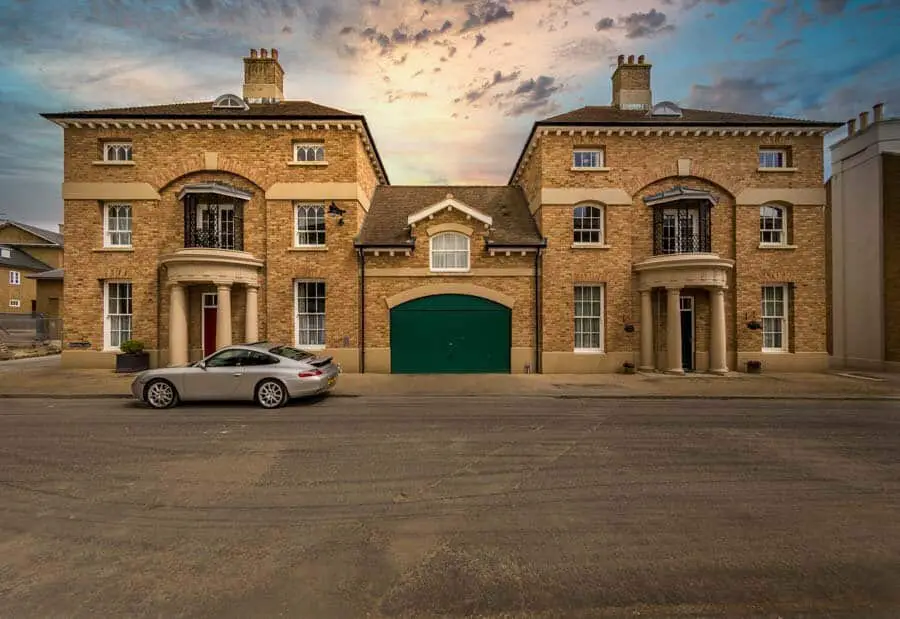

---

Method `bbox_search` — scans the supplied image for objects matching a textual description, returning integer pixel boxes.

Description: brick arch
[628,164,739,200]
[152,153,267,192]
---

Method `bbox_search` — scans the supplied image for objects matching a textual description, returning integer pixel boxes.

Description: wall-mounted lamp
[327,201,346,226]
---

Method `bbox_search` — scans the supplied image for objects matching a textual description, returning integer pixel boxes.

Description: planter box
[116,352,149,373]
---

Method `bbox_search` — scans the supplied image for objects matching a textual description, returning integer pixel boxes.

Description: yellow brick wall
[0,266,38,313]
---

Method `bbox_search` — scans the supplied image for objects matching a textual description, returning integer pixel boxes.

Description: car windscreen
[269,345,316,361]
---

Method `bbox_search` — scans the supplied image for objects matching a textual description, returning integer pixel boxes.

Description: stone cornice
[511,124,833,185]
[48,117,388,186]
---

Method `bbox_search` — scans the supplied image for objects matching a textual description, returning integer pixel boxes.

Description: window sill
[92,161,135,166]
[430,269,471,274]
[758,243,798,250]
[574,349,605,355]
[299,344,326,351]
[757,167,798,173]
[761,349,790,354]
[571,167,611,172]
[94,247,134,252]
[289,246,328,252]
[571,243,611,250]
[288,161,328,167]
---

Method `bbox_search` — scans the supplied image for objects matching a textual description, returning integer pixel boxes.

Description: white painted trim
[573,283,605,354]
[429,231,471,273]
[102,280,133,352]
[294,203,327,248]
[407,197,493,227]
[103,203,133,249]
[294,279,327,349]
[761,284,790,353]
[201,292,218,357]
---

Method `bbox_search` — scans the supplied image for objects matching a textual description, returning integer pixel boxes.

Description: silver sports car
[131,342,341,409]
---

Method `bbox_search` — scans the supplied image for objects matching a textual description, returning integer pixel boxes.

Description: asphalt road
[1,396,899,618]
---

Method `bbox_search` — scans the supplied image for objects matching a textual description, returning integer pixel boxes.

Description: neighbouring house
[41,49,839,373]
[0,220,64,315]
[828,103,900,371]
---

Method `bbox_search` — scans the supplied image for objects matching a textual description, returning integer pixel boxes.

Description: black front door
[680,296,694,371]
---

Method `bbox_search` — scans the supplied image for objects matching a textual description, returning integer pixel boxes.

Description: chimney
[847,117,856,136]
[873,102,884,123]
[243,47,285,103]
[859,110,869,131]
[611,53,652,110]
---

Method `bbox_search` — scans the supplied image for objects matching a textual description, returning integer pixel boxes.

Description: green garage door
[390,294,511,374]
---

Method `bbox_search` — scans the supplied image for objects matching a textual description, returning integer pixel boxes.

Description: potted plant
[746,360,762,374]
[622,361,636,375]
[116,339,150,373]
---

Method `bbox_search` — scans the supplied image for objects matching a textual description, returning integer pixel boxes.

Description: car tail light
[298,369,323,378]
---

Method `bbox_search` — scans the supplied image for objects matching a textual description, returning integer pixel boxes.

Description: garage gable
[407,196,493,227]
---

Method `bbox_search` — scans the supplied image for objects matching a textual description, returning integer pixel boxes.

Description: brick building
[42,50,839,373]
[0,220,64,315]
[829,102,899,371]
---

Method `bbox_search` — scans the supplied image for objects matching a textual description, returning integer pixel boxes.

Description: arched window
[573,204,604,244]
[295,204,326,247]
[760,204,786,245]
[430,232,470,272]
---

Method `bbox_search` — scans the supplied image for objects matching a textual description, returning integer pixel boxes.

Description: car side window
[247,351,280,366]
[206,349,251,367]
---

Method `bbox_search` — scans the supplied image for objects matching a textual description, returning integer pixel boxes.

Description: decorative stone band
[45,117,387,185]
[384,283,516,309]
[512,124,835,184]
[265,182,371,210]
[734,187,826,206]
[62,182,161,201]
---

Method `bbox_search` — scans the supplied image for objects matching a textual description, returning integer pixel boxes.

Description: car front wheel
[255,379,288,409]
[144,379,179,409]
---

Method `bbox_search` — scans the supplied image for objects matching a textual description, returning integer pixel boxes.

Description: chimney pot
[859,110,869,131]
[271,48,279,60]
[638,54,645,64]
[260,48,268,58]
[847,118,856,135]
[874,102,885,123]
[627,54,635,64]
[617,54,625,66]
[250,48,258,58]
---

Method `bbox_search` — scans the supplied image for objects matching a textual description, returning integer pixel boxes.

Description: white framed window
[0,248,10,258]
[573,204,604,244]
[104,203,132,247]
[661,208,700,254]
[430,232,470,272]
[295,281,326,348]
[294,143,325,163]
[759,148,788,168]
[761,284,789,352]
[574,285,604,352]
[196,202,236,250]
[9,270,20,285]
[104,281,133,350]
[760,204,786,245]
[295,204,326,247]
[573,148,605,169]
[103,142,133,162]
[9,299,20,308]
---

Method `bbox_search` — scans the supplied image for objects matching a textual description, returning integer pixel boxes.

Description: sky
[1,0,899,231]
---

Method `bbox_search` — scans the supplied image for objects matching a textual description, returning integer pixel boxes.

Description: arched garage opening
[390,294,511,374]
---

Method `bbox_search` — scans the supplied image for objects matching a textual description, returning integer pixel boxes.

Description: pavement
[1,396,899,618]
[2,355,900,399]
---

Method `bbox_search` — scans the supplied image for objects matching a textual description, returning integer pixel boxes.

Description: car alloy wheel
[256,379,287,409]
[145,379,178,409]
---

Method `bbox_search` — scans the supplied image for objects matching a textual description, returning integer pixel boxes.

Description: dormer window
[103,141,132,162]
[649,101,682,117]
[212,93,250,110]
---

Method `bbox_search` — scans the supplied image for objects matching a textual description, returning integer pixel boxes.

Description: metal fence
[0,313,62,347]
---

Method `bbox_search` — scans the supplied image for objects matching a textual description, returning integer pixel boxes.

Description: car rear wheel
[145,379,179,409]
[255,379,288,409]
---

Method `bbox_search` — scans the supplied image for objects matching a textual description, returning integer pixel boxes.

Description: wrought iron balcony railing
[652,205,712,256]
[183,196,244,251]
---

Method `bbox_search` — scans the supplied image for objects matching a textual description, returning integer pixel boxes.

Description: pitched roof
[27,267,64,280]
[0,245,53,272]
[357,186,543,247]
[40,100,358,120]
[0,220,63,246]
[539,106,844,127]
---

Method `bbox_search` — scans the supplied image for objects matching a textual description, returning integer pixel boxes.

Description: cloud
[595,17,615,30]
[685,76,789,115]
[816,0,848,13]
[457,70,521,104]
[386,89,429,102]
[505,75,562,116]
[776,37,801,50]
[620,9,674,38]
[460,0,516,32]
[474,33,486,47]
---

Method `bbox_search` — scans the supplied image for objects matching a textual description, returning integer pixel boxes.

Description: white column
[709,288,728,375]
[245,285,259,343]
[216,283,232,350]
[168,283,188,366]
[639,289,654,371]
[666,287,684,375]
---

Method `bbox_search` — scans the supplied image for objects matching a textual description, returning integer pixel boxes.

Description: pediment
[407,195,493,227]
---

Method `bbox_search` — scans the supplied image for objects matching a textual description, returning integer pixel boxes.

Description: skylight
[212,94,250,110]
[649,101,683,117]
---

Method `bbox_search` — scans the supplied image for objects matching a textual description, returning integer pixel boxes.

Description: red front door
[202,293,218,356]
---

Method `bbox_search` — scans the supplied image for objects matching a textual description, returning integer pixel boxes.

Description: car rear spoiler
[309,356,333,368]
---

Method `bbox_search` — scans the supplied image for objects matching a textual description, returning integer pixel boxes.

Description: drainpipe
[534,247,543,374]
[156,264,163,368]
[357,247,366,373]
